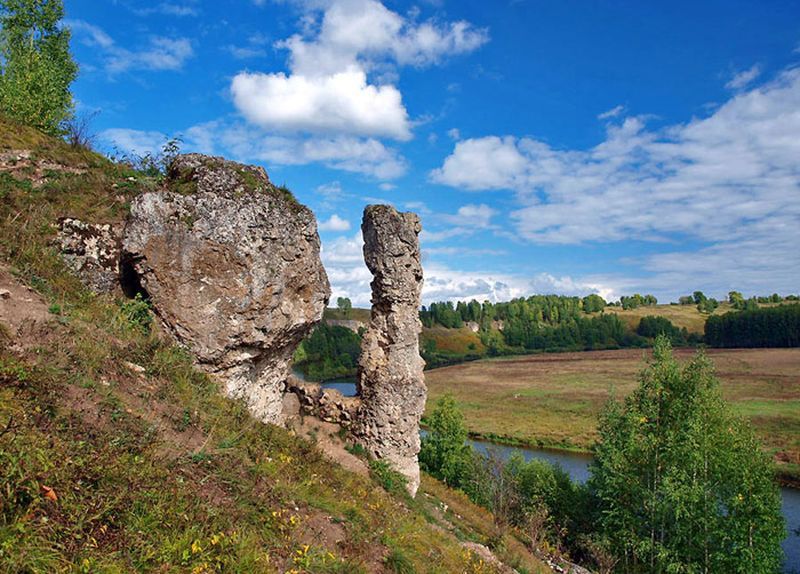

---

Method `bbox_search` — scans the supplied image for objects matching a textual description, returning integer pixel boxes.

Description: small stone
[0,289,10,300]
[123,361,146,374]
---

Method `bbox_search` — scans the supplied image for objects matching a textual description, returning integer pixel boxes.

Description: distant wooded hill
[295,295,800,379]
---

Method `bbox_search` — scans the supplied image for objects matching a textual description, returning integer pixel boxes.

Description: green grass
[0,115,549,573]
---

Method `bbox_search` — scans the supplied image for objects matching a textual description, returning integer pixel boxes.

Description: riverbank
[465,436,800,574]
[461,428,800,489]
[425,347,800,484]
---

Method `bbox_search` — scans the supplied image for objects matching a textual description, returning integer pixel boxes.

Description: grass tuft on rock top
[0,114,549,573]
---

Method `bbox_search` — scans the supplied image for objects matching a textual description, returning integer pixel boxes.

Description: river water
[316,379,799,572]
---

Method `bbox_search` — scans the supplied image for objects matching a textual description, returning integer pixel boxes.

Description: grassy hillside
[425,348,800,483]
[0,116,549,573]
[599,302,732,334]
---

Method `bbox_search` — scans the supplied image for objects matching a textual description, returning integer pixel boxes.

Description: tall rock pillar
[354,205,426,496]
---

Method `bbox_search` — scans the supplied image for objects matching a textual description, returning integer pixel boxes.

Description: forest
[292,323,362,380]
[705,304,800,348]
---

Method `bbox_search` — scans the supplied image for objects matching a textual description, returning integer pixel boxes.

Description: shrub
[369,459,408,497]
[589,336,785,573]
[120,293,152,333]
[419,395,472,488]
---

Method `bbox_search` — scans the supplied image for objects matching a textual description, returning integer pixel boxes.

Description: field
[598,302,732,334]
[425,348,800,479]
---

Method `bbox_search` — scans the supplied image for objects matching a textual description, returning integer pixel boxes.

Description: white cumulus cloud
[230,0,486,140]
[318,214,352,231]
[231,68,411,140]
[431,68,800,298]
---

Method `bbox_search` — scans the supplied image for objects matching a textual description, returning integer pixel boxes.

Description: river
[316,378,800,572]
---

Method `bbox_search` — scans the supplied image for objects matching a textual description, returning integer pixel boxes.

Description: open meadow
[425,348,800,480]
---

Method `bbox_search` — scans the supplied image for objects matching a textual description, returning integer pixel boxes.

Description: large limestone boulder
[353,205,426,496]
[121,154,330,423]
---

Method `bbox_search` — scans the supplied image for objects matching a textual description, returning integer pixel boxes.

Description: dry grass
[422,326,486,356]
[597,302,733,334]
[425,348,800,478]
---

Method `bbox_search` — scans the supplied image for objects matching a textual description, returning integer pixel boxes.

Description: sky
[64,0,800,306]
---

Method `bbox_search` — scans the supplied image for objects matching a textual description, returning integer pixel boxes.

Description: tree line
[292,323,362,381]
[705,304,800,348]
[298,297,798,380]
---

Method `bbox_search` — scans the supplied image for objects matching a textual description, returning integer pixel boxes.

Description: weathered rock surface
[286,377,360,426]
[353,204,425,496]
[57,218,121,292]
[121,154,330,424]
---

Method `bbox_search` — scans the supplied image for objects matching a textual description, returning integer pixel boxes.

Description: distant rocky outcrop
[57,218,121,293]
[353,205,426,496]
[121,154,330,424]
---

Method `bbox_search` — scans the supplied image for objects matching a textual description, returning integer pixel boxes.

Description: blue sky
[64,0,800,306]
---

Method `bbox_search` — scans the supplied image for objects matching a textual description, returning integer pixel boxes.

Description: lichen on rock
[121,154,330,424]
[57,218,121,293]
[353,204,426,496]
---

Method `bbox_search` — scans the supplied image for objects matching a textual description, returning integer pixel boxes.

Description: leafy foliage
[369,459,408,498]
[420,395,473,487]
[582,293,606,313]
[293,323,361,381]
[0,0,77,134]
[589,336,785,573]
[422,296,647,354]
[618,294,657,310]
[119,292,152,334]
[336,296,352,318]
[636,315,699,347]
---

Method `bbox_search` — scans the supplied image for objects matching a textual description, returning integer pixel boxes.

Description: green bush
[120,293,152,333]
[419,395,472,488]
[369,459,408,497]
[589,336,785,573]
